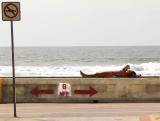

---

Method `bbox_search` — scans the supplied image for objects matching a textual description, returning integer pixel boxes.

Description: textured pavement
[0,103,160,121]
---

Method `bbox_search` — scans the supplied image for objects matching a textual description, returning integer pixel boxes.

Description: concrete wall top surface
[1,77,160,85]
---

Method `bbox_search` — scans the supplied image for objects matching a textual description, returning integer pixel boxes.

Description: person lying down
[80,65,141,78]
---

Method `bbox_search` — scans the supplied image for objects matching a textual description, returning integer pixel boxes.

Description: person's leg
[80,71,96,78]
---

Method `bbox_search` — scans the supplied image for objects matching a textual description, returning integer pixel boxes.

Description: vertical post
[10,20,17,118]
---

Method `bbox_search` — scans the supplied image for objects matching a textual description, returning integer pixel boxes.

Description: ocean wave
[0,62,160,77]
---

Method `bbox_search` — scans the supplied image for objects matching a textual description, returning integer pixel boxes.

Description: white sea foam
[0,62,160,77]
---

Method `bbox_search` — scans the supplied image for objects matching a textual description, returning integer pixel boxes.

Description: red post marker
[31,88,54,96]
[74,87,97,97]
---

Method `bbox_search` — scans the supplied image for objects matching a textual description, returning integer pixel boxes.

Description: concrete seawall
[1,77,160,103]
[0,78,2,102]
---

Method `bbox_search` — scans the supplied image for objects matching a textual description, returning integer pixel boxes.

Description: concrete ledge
[0,78,2,103]
[1,77,160,103]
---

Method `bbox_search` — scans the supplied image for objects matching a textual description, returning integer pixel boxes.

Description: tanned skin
[80,65,140,78]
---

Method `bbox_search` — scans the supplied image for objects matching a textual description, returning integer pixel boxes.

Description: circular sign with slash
[4,3,19,18]
[2,2,21,21]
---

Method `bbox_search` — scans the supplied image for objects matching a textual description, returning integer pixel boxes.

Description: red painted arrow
[31,88,54,96]
[74,87,97,96]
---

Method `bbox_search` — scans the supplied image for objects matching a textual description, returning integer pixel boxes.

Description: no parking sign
[2,2,21,21]
[1,1,21,117]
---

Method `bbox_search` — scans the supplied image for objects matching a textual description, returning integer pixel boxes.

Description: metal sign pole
[2,2,20,118]
[10,20,17,118]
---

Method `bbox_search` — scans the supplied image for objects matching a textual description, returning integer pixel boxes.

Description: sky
[0,0,160,46]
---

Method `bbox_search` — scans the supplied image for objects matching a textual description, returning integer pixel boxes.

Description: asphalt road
[0,103,160,121]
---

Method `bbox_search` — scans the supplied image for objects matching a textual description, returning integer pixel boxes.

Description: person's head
[127,70,137,77]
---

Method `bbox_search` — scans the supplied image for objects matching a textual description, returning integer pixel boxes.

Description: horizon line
[0,45,160,47]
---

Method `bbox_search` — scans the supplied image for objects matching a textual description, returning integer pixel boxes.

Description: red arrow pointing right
[74,87,97,97]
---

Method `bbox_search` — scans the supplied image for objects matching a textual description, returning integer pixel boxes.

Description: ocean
[0,46,160,77]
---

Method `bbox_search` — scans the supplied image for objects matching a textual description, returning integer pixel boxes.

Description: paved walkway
[0,103,160,121]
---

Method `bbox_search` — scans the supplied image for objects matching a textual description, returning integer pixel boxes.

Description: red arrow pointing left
[31,88,54,96]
